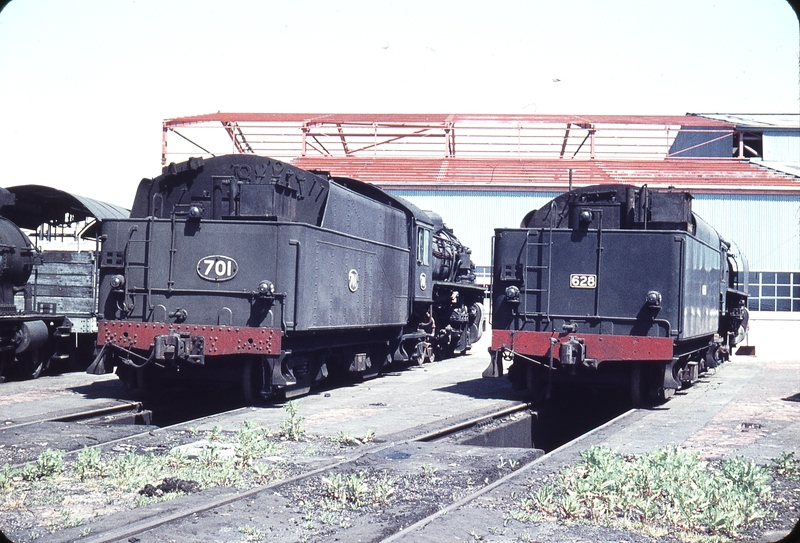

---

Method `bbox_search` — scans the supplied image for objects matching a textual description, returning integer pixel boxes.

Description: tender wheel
[705,344,723,369]
[525,362,549,403]
[630,364,643,407]
[135,363,163,398]
[435,333,457,360]
[412,341,435,365]
[242,357,264,405]
[630,364,666,407]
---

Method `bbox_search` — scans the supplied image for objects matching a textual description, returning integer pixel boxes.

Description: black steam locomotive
[88,155,485,401]
[484,184,749,405]
[0,188,72,381]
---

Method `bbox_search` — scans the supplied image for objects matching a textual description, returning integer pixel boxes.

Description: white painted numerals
[570,273,597,289]
[197,255,238,282]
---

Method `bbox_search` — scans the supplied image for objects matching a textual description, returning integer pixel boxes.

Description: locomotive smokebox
[0,216,36,313]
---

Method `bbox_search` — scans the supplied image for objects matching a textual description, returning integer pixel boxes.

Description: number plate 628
[570,274,597,289]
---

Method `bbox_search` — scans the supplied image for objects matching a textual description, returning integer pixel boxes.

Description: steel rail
[0,401,143,432]
[2,405,253,471]
[378,407,637,543]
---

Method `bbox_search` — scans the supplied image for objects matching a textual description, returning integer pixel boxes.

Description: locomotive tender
[0,188,72,381]
[485,184,749,405]
[89,155,484,401]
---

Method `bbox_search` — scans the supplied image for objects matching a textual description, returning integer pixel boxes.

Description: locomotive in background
[89,155,485,401]
[485,184,749,405]
[0,184,129,382]
[0,187,72,381]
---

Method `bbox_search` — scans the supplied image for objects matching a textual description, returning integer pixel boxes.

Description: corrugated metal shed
[693,113,800,130]
[161,113,735,166]
[387,190,560,267]
[691,194,800,272]
[295,156,800,195]
[3,185,130,231]
[387,190,800,273]
[695,113,800,167]
[161,112,800,313]
[762,132,800,164]
[166,113,734,127]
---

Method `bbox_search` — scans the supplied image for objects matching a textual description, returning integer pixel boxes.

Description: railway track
[1,402,145,432]
[13,402,533,543]
[0,400,251,470]
[0,402,148,468]
[56,402,636,543]
[2,339,635,543]
[380,408,637,543]
[2,380,636,543]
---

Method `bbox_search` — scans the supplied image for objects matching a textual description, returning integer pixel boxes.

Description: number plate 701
[570,274,597,289]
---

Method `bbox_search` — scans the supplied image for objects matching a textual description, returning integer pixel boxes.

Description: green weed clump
[773,451,800,479]
[279,400,306,441]
[321,470,397,509]
[331,429,376,445]
[75,447,105,481]
[509,445,775,542]
[0,421,290,535]
[21,449,64,481]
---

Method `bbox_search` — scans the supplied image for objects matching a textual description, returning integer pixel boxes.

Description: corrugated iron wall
[390,190,800,273]
[389,190,561,267]
[692,194,800,272]
[763,131,800,163]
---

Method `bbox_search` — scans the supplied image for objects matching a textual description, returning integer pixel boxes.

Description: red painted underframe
[491,329,674,363]
[97,321,281,356]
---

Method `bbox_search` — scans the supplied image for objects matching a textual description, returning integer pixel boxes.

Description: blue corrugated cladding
[387,190,560,267]
[389,189,800,273]
[692,194,800,272]
[763,131,800,162]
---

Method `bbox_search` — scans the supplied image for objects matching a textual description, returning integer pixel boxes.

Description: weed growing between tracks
[506,445,799,543]
[264,452,533,543]
[0,401,359,540]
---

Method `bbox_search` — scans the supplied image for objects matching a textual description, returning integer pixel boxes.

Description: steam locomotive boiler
[89,155,484,401]
[485,184,749,405]
[0,188,72,381]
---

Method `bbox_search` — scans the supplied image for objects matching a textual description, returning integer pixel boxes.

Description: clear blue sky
[1,0,797,207]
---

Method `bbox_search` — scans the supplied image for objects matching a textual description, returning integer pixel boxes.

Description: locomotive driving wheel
[468,302,484,343]
[412,341,435,365]
[17,347,48,380]
[733,307,750,345]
